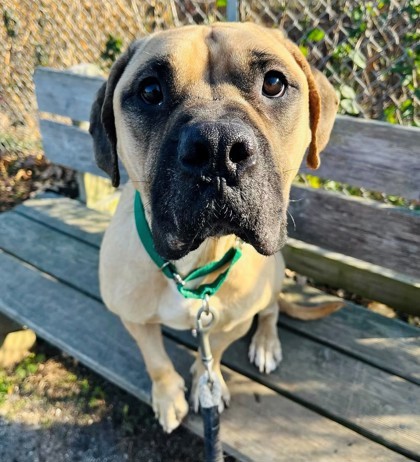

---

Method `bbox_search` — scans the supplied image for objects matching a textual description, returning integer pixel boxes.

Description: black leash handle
[201,405,224,462]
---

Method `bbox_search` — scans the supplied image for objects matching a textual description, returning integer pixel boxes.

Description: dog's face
[90,23,338,260]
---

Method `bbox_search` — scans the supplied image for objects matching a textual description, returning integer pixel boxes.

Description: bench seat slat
[289,184,420,278]
[279,279,420,385]
[35,67,420,199]
[1,251,410,461]
[0,210,100,298]
[1,195,420,458]
[168,327,420,458]
[12,192,109,247]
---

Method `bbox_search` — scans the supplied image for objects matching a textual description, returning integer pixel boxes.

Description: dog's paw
[152,373,189,433]
[249,326,282,374]
[190,361,230,414]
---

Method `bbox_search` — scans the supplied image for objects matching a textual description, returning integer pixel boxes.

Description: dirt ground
[0,339,231,462]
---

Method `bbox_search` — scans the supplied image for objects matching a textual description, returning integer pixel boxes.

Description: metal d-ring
[196,295,217,330]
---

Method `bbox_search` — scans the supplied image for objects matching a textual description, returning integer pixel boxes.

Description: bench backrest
[34,67,420,313]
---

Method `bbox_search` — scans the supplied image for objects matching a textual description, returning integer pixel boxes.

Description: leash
[195,296,224,462]
[134,190,242,462]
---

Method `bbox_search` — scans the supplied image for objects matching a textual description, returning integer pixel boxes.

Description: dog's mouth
[150,182,287,261]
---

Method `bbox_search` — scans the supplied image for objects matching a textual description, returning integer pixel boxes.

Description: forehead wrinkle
[163,52,212,103]
[168,28,211,91]
[205,30,246,99]
[207,24,306,81]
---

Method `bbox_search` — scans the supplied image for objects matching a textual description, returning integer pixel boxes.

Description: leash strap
[197,310,224,462]
[134,190,242,299]
[201,406,224,462]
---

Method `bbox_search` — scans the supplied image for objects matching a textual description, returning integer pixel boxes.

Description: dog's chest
[157,283,204,330]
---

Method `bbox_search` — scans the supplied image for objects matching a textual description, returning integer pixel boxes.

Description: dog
[89,22,339,433]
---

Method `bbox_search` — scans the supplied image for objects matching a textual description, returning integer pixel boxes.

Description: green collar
[134,190,242,299]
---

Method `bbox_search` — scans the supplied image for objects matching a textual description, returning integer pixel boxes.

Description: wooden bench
[0,67,419,461]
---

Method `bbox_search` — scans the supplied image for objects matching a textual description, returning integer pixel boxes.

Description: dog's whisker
[184,226,205,256]
[287,209,296,231]
[282,168,301,174]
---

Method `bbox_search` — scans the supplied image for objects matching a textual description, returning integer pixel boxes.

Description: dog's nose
[178,122,257,179]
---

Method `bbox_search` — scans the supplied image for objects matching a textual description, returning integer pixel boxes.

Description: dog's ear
[309,67,340,167]
[89,47,133,187]
[283,40,339,169]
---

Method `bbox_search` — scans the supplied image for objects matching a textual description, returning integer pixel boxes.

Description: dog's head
[90,23,338,260]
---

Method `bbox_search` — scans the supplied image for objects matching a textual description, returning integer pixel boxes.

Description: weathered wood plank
[13,195,420,381]
[288,184,420,278]
[283,239,420,315]
[39,120,128,183]
[301,116,420,200]
[34,67,104,122]
[35,67,420,199]
[39,119,100,174]
[168,325,420,458]
[14,192,106,247]
[1,251,406,461]
[280,279,420,385]
[0,211,101,299]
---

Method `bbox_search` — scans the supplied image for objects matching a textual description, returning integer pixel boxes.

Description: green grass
[0,371,13,405]
[0,352,45,404]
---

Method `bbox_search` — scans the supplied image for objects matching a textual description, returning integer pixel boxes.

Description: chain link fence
[0,0,226,152]
[240,0,418,125]
[0,0,418,156]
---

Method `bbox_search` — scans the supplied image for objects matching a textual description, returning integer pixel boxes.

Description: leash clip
[196,295,217,382]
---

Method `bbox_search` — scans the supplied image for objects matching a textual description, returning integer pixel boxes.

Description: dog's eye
[262,71,287,98]
[139,78,163,105]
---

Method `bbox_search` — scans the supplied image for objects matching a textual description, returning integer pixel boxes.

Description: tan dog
[90,22,339,433]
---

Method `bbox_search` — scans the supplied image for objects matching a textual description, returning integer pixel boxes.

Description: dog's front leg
[123,321,188,433]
